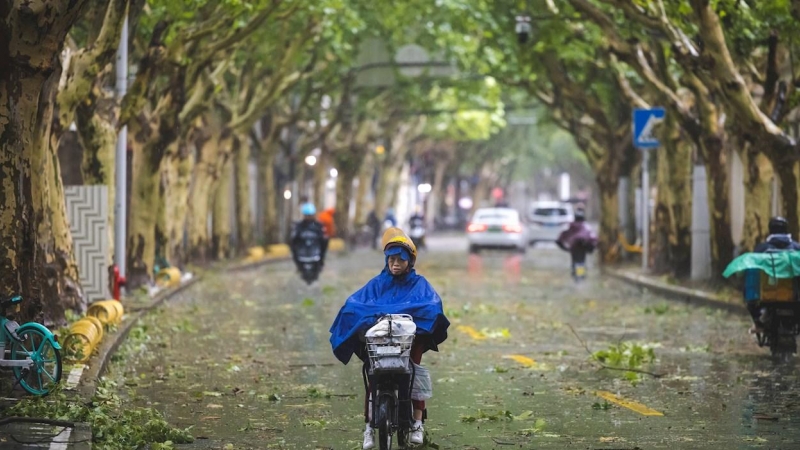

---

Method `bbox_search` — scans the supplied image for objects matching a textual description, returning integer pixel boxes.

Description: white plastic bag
[411,363,432,400]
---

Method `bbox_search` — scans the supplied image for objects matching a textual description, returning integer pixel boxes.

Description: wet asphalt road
[109,234,800,450]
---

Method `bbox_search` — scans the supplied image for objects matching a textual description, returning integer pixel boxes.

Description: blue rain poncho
[330,268,450,365]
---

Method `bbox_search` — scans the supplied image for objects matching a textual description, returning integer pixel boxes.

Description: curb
[75,276,202,397]
[606,269,747,315]
[223,254,293,273]
[77,247,329,394]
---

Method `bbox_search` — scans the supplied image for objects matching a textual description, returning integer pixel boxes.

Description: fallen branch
[594,365,665,378]
[567,324,665,379]
[491,437,517,445]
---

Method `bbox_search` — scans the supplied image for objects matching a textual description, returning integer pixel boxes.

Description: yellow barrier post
[64,319,101,363]
[88,300,123,325]
[329,238,345,252]
[155,267,182,288]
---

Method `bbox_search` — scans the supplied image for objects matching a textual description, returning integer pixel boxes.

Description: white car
[527,201,574,245]
[466,207,527,253]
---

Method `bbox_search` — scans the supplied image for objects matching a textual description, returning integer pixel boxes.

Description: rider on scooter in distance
[743,216,800,333]
[289,203,328,273]
[556,208,597,280]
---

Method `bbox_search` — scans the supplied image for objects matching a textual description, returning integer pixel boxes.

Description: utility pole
[641,149,650,271]
[632,107,665,272]
[114,16,129,282]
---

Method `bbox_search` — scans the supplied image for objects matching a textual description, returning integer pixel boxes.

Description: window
[533,208,568,217]
[474,209,518,222]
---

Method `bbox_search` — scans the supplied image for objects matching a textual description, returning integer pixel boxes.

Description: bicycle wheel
[377,396,394,450]
[10,326,63,395]
[397,425,409,447]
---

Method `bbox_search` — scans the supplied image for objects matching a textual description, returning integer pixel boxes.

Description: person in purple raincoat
[556,209,597,278]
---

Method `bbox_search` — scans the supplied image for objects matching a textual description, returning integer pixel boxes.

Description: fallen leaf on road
[503,355,535,367]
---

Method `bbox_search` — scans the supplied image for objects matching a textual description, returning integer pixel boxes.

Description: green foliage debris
[592,342,657,384]
[8,381,193,449]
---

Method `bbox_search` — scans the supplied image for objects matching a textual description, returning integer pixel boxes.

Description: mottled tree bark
[32,124,84,322]
[186,118,233,263]
[335,162,359,245]
[427,157,450,230]
[702,136,734,276]
[127,116,168,287]
[469,162,492,217]
[257,139,280,245]
[1,0,89,322]
[775,160,800,238]
[122,23,179,288]
[353,151,375,227]
[596,178,620,265]
[373,121,421,216]
[160,142,192,268]
[653,115,693,277]
[126,90,182,287]
[333,141,369,244]
[233,134,253,252]
[738,145,773,252]
[212,157,233,259]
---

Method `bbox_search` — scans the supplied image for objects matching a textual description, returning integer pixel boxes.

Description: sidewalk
[0,241,331,448]
[606,266,747,314]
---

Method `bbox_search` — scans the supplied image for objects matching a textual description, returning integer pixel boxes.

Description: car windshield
[533,208,568,216]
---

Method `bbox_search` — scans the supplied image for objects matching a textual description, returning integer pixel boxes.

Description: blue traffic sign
[633,107,666,149]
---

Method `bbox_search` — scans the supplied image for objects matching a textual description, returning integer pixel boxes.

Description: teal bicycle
[1,295,63,395]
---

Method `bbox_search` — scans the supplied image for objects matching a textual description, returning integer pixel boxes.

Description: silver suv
[527,201,574,246]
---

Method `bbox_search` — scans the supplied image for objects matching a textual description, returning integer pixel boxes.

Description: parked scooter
[408,217,426,250]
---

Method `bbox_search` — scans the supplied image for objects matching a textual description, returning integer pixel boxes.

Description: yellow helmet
[381,227,418,267]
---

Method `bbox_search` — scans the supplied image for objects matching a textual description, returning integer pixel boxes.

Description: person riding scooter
[743,216,800,333]
[556,209,598,280]
[329,227,450,449]
[408,209,426,250]
[290,203,328,274]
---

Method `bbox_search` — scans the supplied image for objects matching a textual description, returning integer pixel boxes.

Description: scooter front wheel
[377,396,394,450]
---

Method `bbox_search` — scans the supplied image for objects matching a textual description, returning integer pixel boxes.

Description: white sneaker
[363,425,375,450]
[410,422,424,444]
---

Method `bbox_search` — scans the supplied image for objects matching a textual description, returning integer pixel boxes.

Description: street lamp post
[113,15,129,298]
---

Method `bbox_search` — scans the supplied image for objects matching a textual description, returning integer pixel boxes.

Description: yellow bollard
[329,238,345,252]
[88,300,122,325]
[64,320,100,363]
[155,267,182,288]
[81,316,105,344]
[266,244,291,258]
[106,300,124,322]
[243,246,266,262]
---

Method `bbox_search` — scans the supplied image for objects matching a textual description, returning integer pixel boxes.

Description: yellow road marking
[595,391,663,416]
[456,325,486,340]
[503,354,536,367]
